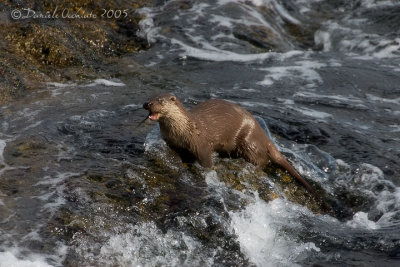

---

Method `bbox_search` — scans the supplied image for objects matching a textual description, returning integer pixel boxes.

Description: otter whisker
[135,116,149,129]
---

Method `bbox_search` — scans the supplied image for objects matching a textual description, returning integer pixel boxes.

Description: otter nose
[143,101,152,110]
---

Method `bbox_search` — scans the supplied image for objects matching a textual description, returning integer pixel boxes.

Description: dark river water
[1,0,400,266]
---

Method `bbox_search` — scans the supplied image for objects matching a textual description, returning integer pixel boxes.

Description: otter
[143,93,323,203]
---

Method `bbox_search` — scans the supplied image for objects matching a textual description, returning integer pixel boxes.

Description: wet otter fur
[143,93,325,205]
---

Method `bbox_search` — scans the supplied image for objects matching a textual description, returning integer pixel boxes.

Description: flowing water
[1,0,400,266]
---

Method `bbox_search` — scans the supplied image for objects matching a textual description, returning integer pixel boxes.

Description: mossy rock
[6,138,46,159]
[213,157,326,213]
[0,0,151,104]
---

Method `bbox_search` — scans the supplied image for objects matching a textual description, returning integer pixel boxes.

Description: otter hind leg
[236,126,269,167]
[196,147,213,168]
[235,137,267,167]
[242,146,268,167]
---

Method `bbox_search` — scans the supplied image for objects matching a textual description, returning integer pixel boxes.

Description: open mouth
[148,112,160,121]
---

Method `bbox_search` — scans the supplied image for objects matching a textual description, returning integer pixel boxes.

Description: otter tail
[270,147,331,211]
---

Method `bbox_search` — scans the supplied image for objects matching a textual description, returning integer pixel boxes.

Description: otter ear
[170,95,176,101]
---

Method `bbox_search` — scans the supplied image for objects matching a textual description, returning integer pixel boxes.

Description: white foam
[209,15,233,28]
[317,18,400,59]
[15,108,41,122]
[371,39,400,59]
[0,250,53,267]
[144,124,164,152]
[350,38,400,59]
[239,3,281,35]
[46,82,78,97]
[46,82,77,88]
[374,187,400,226]
[346,212,379,230]
[389,125,400,132]
[336,159,351,169]
[0,243,67,267]
[328,58,342,67]
[35,172,79,186]
[84,79,125,87]
[272,1,301,25]
[314,30,332,51]
[121,104,139,110]
[188,2,210,21]
[0,139,13,176]
[239,101,274,109]
[204,170,225,187]
[22,121,43,132]
[239,88,259,93]
[139,0,303,56]
[366,94,400,105]
[172,38,268,62]
[337,162,400,228]
[295,106,332,119]
[276,98,295,105]
[74,222,213,266]
[0,199,4,206]
[210,32,235,42]
[34,172,79,215]
[0,139,6,165]
[1,121,8,132]
[172,38,303,62]
[137,7,160,43]
[258,60,326,87]
[239,0,301,26]
[230,197,320,267]
[210,3,280,36]
[355,163,386,186]
[360,0,400,8]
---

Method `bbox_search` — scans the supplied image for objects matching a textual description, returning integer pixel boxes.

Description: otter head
[143,93,183,121]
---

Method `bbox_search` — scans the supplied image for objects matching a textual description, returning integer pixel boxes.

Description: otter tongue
[149,113,158,121]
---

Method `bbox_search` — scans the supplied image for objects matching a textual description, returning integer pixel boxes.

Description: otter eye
[170,96,176,101]
[158,98,164,104]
